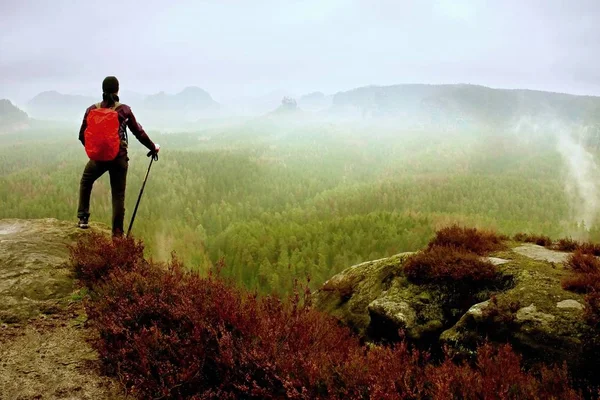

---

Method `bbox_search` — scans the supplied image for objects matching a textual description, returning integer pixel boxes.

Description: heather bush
[561,252,600,381]
[85,255,364,399]
[513,232,553,247]
[561,274,600,294]
[426,343,579,400]
[404,246,497,286]
[585,292,600,329]
[556,237,580,252]
[576,242,600,256]
[566,250,600,274]
[70,234,582,399]
[561,250,600,294]
[69,231,145,285]
[428,225,506,255]
[550,238,600,255]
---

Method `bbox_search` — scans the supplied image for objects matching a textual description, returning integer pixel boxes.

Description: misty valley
[1,111,596,294]
[3,82,600,398]
[4,0,600,396]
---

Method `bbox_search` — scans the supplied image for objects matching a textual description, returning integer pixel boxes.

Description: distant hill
[26,91,95,121]
[23,84,600,131]
[139,86,220,125]
[330,84,600,130]
[298,91,333,111]
[25,87,220,127]
[0,99,29,133]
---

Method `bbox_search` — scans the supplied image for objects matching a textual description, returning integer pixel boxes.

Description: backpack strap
[95,101,121,110]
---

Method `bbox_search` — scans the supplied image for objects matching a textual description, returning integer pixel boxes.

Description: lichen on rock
[313,242,598,382]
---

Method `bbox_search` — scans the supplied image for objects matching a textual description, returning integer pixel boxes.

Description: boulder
[312,254,411,336]
[313,246,598,379]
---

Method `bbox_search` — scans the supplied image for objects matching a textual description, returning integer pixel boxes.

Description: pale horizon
[2,0,600,104]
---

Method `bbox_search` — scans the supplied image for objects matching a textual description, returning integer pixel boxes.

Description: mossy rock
[441,250,596,379]
[312,253,412,336]
[314,244,599,381]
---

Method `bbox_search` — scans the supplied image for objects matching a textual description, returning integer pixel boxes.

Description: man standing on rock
[77,76,159,236]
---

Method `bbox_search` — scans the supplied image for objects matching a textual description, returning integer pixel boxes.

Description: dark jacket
[79,101,155,157]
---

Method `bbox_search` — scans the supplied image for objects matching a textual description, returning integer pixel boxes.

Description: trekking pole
[127,145,159,237]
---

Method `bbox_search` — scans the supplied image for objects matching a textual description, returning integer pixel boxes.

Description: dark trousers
[77,155,128,235]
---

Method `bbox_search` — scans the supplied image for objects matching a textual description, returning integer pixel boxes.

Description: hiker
[77,76,159,236]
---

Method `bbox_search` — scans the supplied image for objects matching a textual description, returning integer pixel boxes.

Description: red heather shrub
[565,250,600,274]
[428,225,506,255]
[533,235,553,247]
[69,231,145,285]
[70,235,581,399]
[426,343,579,400]
[561,274,600,294]
[404,246,497,286]
[562,250,600,294]
[576,242,600,256]
[585,292,600,329]
[556,238,580,252]
[315,341,429,399]
[513,233,553,247]
[85,256,365,399]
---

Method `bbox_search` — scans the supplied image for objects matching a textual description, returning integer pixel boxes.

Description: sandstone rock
[314,244,596,378]
[513,244,570,264]
[557,299,584,310]
[440,254,593,375]
[313,251,486,342]
[0,218,107,323]
[486,257,510,265]
[312,253,412,336]
[516,303,556,325]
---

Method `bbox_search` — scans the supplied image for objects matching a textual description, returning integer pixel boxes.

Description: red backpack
[84,102,121,161]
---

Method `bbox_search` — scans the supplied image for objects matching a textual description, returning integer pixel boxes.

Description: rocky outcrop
[0,218,123,399]
[313,244,598,377]
[0,218,106,323]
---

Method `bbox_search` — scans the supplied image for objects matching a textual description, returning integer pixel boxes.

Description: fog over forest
[2,0,600,281]
[3,1,600,398]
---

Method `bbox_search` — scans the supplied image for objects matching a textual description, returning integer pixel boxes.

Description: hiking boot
[78,217,89,229]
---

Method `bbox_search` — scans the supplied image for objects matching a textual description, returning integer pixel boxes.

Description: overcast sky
[1,0,599,104]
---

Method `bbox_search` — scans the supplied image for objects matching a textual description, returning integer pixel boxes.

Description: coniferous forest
[0,120,592,294]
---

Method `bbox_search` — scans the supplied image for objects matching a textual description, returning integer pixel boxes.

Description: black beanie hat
[102,76,119,94]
